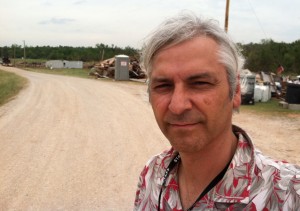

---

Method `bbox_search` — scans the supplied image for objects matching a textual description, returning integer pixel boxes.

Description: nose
[168,85,192,115]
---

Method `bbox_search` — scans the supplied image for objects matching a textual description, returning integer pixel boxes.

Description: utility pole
[101,49,105,61]
[23,40,26,59]
[224,0,230,32]
[13,45,16,66]
[23,40,26,67]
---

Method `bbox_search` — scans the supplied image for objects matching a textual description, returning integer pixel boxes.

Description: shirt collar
[212,125,255,204]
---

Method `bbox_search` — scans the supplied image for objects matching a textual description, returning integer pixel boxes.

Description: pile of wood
[89,57,146,79]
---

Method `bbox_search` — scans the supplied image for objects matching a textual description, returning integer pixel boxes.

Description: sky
[1,0,300,49]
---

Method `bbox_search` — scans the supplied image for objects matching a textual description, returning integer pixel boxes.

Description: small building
[114,55,129,81]
[45,60,83,69]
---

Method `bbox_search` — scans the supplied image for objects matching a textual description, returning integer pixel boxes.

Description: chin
[167,135,205,153]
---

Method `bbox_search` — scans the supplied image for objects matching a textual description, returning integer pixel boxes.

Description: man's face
[149,36,241,153]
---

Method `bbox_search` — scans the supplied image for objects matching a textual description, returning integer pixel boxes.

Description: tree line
[240,39,300,75]
[1,40,300,75]
[0,43,138,62]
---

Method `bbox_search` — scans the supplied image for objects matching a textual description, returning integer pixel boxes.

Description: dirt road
[0,66,299,210]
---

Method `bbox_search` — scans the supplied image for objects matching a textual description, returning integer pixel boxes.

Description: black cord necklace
[157,153,230,211]
[157,153,180,211]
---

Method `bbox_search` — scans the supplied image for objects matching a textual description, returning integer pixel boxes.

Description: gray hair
[141,12,244,99]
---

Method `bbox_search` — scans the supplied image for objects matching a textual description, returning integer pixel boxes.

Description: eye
[188,80,214,91]
[151,83,173,93]
[191,81,211,86]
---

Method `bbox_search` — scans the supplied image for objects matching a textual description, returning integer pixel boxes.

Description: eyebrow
[151,77,172,84]
[150,72,218,84]
[186,72,216,81]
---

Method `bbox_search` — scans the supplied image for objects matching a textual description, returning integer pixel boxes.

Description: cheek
[201,91,231,110]
[150,99,169,133]
[203,97,212,106]
[200,91,218,107]
[150,95,169,117]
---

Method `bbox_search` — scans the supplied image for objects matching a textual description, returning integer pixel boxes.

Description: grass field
[0,69,28,106]
[24,67,92,79]
[9,58,93,78]
[240,98,300,115]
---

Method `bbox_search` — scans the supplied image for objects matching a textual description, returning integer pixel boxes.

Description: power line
[247,0,269,39]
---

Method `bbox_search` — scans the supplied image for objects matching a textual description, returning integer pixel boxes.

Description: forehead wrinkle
[151,71,219,84]
[187,72,218,82]
[187,72,213,79]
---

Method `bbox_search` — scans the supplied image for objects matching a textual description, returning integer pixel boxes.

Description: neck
[178,132,238,210]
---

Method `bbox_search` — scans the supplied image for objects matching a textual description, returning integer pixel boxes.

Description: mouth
[164,113,204,129]
[168,122,199,127]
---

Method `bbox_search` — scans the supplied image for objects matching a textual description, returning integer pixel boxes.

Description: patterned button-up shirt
[134,125,300,210]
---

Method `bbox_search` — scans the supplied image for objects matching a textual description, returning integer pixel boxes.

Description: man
[134,13,300,210]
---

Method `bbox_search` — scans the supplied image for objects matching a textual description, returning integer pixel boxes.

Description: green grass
[240,98,300,116]
[14,58,47,63]
[10,58,93,79]
[0,70,28,106]
[24,68,91,79]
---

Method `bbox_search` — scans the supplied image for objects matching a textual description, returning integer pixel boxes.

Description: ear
[233,78,241,109]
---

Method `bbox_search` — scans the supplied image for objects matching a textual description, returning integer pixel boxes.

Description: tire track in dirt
[0,67,169,210]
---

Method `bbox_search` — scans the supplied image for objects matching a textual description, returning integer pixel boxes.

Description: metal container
[285,83,300,104]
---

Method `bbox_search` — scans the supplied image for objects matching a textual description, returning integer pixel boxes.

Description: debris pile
[242,70,300,110]
[89,57,146,79]
[1,57,12,66]
[240,70,286,104]
[240,69,256,105]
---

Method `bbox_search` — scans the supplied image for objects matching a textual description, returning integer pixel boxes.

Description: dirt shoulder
[233,111,300,164]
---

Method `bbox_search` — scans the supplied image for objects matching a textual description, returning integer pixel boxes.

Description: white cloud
[73,0,87,5]
[1,0,300,48]
[39,18,76,25]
